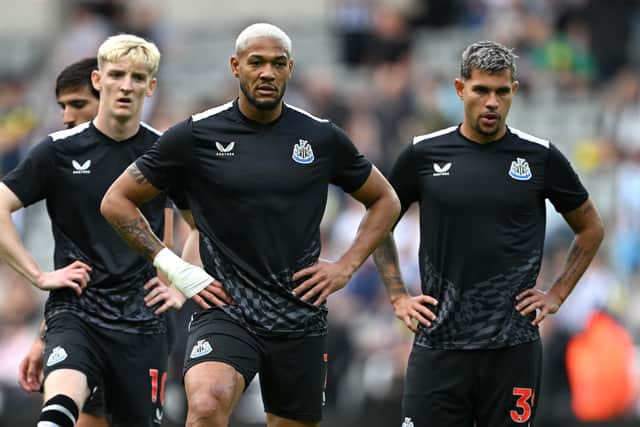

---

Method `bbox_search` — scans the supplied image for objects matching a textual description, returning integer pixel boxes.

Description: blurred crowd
[1,0,640,426]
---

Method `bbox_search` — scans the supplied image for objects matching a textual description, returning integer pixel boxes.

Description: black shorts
[49,313,176,420]
[402,340,542,427]
[184,308,328,422]
[82,384,105,417]
[43,314,169,427]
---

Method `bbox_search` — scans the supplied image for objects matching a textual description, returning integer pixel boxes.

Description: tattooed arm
[101,163,164,260]
[552,198,605,299]
[373,232,438,333]
[516,197,605,325]
[101,163,231,308]
[373,233,407,301]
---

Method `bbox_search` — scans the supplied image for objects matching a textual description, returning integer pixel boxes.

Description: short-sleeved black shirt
[3,122,167,334]
[136,100,372,337]
[390,126,588,349]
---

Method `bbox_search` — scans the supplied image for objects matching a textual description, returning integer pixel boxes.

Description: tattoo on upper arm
[113,217,161,258]
[127,164,148,185]
[373,236,406,297]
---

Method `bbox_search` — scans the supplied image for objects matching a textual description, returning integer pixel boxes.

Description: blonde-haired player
[0,34,198,427]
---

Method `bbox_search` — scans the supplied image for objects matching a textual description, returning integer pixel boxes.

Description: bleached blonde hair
[97,34,161,76]
[235,23,292,57]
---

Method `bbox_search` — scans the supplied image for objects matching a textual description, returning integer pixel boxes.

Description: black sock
[37,394,79,427]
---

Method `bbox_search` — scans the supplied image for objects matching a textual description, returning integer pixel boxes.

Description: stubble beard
[240,81,286,111]
[474,117,501,138]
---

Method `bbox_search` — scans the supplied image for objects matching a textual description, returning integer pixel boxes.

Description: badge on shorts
[46,346,68,366]
[402,417,414,427]
[190,339,213,358]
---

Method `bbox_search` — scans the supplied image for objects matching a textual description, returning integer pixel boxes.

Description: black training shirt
[3,122,167,334]
[390,125,588,349]
[136,100,372,337]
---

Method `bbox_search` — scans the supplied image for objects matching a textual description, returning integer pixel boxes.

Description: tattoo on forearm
[373,236,406,298]
[127,164,148,185]
[560,244,589,281]
[555,242,593,300]
[113,217,162,259]
[553,199,602,300]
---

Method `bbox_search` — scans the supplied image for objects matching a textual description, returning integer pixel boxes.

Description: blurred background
[0,0,639,426]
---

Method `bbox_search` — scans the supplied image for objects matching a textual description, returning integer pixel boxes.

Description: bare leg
[184,361,245,427]
[266,413,320,427]
[43,368,90,410]
[76,413,109,427]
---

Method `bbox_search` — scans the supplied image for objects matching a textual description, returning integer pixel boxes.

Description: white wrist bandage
[153,248,212,298]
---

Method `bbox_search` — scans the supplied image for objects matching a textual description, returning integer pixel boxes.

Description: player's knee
[37,394,80,427]
[267,417,319,427]
[188,383,235,420]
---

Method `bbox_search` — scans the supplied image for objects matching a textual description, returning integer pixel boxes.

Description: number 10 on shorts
[149,369,167,405]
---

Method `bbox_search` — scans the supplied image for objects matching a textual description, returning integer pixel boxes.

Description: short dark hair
[460,41,517,81]
[55,57,99,99]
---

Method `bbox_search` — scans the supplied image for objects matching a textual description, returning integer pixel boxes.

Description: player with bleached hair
[102,22,400,427]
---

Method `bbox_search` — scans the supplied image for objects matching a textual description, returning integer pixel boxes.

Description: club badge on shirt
[508,158,532,181]
[292,139,315,164]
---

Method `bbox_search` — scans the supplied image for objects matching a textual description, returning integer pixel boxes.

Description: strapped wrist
[153,248,212,298]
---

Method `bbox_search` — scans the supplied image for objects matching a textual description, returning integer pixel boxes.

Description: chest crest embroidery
[292,139,315,164]
[508,157,532,181]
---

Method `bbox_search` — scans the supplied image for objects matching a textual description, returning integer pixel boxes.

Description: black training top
[136,100,372,337]
[390,125,588,349]
[3,122,167,334]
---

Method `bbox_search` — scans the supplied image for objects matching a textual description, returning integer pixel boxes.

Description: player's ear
[146,78,157,97]
[230,56,240,78]
[454,78,464,99]
[91,69,102,92]
[511,80,520,95]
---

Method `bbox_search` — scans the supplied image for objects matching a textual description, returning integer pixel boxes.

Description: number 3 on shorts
[510,387,534,423]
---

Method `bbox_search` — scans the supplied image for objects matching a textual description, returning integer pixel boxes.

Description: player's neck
[238,97,283,124]
[92,112,141,141]
[459,122,507,145]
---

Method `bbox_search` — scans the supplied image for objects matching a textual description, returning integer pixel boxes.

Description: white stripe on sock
[41,403,77,424]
